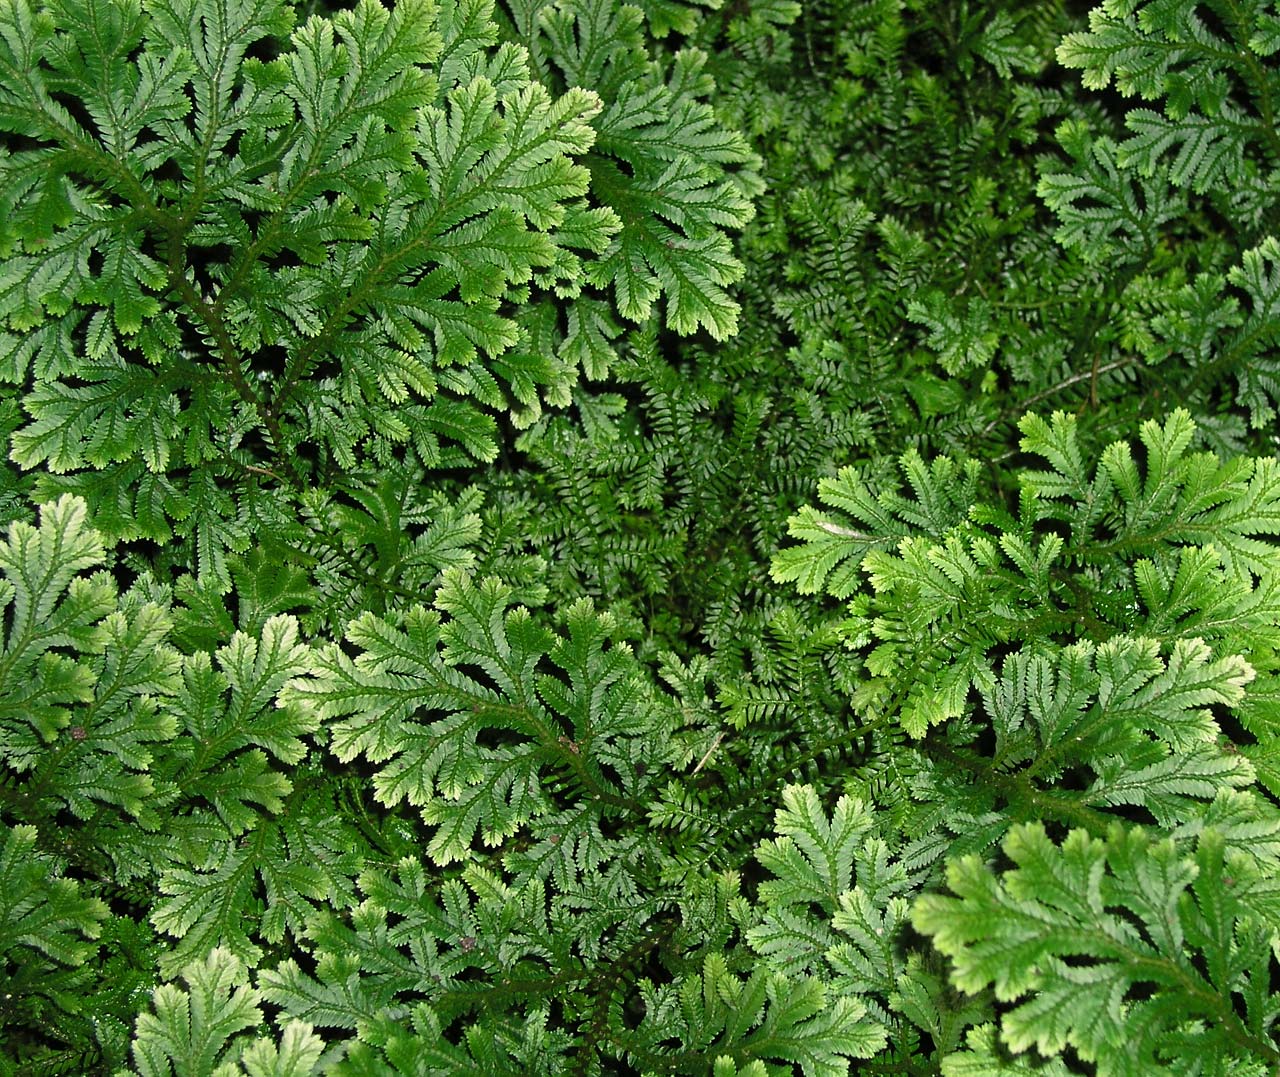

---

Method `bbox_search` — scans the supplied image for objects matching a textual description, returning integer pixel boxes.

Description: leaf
[283,570,676,865]
[942,1024,1075,1075]
[754,785,875,911]
[10,364,186,474]
[771,452,979,597]
[1118,106,1249,194]
[36,602,182,823]
[634,954,888,1075]
[914,823,1280,1075]
[239,1020,326,1077]
[745,784,915,1021]
[1056,1,1224,101]
[975,11,1043,78]
[0,823,108,967]
[539,0,759,338]
[905,291,1001,375]
[329,1003,573,1076]
[983,637,1256,828]
[0,495,110,757]
[125,948,324,1077]
[1222,238,1280,428]
[1037,120,1181,263]
[260,852,561,1044]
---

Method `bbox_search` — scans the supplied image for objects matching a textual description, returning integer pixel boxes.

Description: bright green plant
[914,823,1280,1075]
[0,0,756,586]
[3,0,1280,1074]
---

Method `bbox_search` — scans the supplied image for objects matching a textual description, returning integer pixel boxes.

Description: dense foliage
[2,0,1280,1073]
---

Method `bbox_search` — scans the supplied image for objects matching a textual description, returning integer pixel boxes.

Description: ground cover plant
[2,0,1280,1073]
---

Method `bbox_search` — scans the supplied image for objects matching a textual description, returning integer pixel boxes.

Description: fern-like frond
[914,823,1280,1075]
[283,569,677,865]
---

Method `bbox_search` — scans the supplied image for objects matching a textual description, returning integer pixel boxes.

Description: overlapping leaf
[746,785,916,1038]
[629,953,888,1076]
[770,451,980,598]
[537,0,760,339]
[915,824,1280,1075]
[1057,0,1280,202]
[151,782,363,978]
[0,0,643,495]
[124,948,325,1077]
[283,569,676,866]
[777,410,1280,737]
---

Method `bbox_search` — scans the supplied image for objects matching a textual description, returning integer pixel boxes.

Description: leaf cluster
[3,0,1280,1074]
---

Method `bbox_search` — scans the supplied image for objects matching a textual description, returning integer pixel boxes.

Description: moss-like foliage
[2,0,1280,1073]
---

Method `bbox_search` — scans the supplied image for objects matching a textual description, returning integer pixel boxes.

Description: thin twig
[815,519,874,540]
[692,731,726,775]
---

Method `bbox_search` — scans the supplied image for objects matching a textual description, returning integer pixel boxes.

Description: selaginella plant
[3,0,1280,1074]
[0,0,757,602]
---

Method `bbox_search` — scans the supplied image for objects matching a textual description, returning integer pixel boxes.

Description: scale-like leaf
[284,570,677,865]
[915,824,1280,1075]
